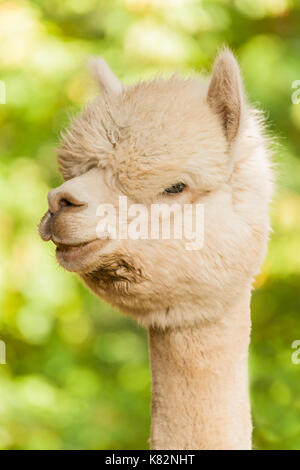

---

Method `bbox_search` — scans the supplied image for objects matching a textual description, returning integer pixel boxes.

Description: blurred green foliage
[0,0,300,450]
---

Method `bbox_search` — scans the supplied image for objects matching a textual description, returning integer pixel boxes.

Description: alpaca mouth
[54,239,104,254]
[54,238,107,271]
[55,241,92,252]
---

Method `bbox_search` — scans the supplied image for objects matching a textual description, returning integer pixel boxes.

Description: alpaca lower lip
[55,239,102,254]
[55,241,91,252]
[55,239,106,266]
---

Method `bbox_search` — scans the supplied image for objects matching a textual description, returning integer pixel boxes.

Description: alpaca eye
[164,182,186,194]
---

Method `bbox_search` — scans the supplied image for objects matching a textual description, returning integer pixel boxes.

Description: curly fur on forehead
[57,75,230,196]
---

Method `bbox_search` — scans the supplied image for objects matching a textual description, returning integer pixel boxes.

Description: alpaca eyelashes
[163,182,186,194]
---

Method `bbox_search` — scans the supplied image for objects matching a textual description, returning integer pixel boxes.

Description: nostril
[59,197,73,208]
[48,190,85,215]
[57,194,85,212]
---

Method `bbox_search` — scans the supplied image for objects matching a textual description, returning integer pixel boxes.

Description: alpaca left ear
[207,49,244,142]
[89,57,122,95]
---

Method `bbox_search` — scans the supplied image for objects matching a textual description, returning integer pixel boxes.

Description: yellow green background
[1,0,300,450]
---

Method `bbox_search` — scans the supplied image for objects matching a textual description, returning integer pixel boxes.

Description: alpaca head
[39,50,272,329]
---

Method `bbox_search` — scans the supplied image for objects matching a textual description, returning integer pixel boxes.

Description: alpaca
[39,50,273,450]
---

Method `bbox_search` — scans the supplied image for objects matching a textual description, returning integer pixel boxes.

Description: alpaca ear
[89,57,122,95]
[207,49,244,142]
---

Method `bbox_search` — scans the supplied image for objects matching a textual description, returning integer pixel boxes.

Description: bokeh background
[0,0,300,450]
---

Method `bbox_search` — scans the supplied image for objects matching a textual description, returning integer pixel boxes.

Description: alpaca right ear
[207,49,244,142]
[89,57,122,95]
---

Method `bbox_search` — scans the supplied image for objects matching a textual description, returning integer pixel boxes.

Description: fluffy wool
[39,49,273,449]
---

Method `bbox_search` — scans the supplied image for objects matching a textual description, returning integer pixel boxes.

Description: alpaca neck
[148,292,252,450]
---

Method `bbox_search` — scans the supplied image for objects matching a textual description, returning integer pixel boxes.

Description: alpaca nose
[48,189,85,215]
